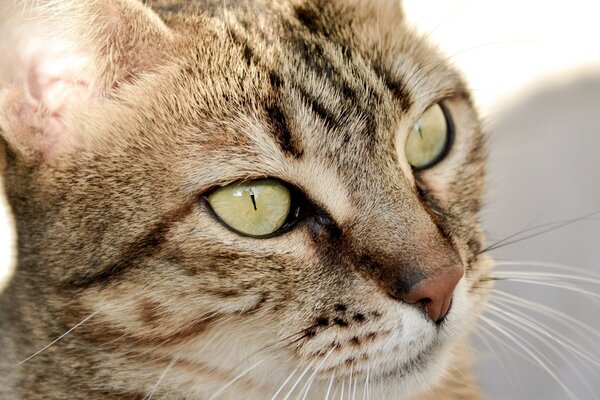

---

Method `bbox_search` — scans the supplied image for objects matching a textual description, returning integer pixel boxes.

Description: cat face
[0,0,491,398]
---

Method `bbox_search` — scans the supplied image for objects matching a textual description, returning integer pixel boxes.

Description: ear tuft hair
[319,0,404,24]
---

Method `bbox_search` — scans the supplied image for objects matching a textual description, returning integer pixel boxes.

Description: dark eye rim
[201,178,310,239]
[410,101,455,171]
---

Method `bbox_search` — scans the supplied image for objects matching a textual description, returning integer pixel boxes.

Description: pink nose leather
[400,264,463,322]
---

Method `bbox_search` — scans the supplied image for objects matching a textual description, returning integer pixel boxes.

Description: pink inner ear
[24,37,92,116]
[10,37,94,156]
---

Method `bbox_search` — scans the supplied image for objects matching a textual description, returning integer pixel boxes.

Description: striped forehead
[217,3,465,170]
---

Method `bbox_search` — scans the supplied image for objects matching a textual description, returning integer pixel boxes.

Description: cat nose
[399,264,463,322]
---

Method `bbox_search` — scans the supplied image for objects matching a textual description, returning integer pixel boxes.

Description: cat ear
[345,0,404,19]
[0,0,173,161]
[324,0,404,23]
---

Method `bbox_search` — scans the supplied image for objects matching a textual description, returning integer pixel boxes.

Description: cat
[0,0,492,398]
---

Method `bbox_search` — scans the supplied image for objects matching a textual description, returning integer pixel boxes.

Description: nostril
[417,297,433,312]
[397,264,463,322]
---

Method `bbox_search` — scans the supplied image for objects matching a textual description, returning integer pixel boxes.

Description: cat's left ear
[306,0,404,23]
[346,0,404,20]
[0,0,173,161]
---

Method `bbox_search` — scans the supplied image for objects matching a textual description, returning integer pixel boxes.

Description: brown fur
[0,0,491,398]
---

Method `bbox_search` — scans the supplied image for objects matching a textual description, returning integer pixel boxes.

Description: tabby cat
[0,0,491,398]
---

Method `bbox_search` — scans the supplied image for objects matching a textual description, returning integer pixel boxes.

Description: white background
[2,1,600,398]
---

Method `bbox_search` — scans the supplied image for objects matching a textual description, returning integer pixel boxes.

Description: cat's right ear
[0,0,173,162]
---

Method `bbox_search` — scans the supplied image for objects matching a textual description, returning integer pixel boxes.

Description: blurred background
[1,0,599,398]
[403,1,600,399]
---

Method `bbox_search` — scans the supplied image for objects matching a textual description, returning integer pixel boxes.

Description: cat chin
[369,345,455,400]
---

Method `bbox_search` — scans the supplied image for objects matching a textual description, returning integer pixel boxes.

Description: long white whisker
[348,361,353,400]
[487,303,598,396]
[299,349,335,400]
[351,363,358,400]
[365,362,370,400]
[491,278,600,300]
[281,359,317,400]
[476,319,538,370]
[490,290,600,347]
[145,356,178,400]
[471,326,518,386]
[488,303,600,370]
[330,379,340,400]
[271,367,300,400]
[493,271,600,285]
[208,357,269,400]
[339,377,345,400]
[324,373,335,400]
[13,309,100,368]
[494,260,600,279]
[480,315,576,399]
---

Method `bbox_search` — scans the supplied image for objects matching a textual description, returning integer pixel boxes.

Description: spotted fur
[0,0,491,398]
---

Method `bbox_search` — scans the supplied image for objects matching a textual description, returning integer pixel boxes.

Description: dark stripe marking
[227,28,259,67]
[68,201,196,288]
[293,2,330,37]
[372,62,412,112]
[264,100,304,158]
[296,85,339,132]
[288,35,361,106]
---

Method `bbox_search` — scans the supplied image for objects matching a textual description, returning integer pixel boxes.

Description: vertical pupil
[248,188,258,211]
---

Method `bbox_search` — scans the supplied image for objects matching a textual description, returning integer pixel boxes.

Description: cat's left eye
[206,180,294,237]
[405,103,452,169]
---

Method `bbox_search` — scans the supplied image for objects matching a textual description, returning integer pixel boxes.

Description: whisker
[11,309,100,368]
[487,303,598,396]
[281,359,317,400]
[476,321,572,396]
[330,379,340,400]
[490,278,600,300]
[365,361,370,400]
[207,357,270,400]
[480,315,576,399]
[471,326,518,386]
[339,377,345,400]
[144,356,178,400]
[252,323,324,357]
[351,361,358,400]
[476,320,534,370]
[492,271,600,285]
[481,211,600,254]
[487,303,600,371]
[490,290,600,347]
[324,373,335,400]
[298,349,335,400]
[223,322,334,383]
[348,360,353,400]
[270,367,300,400]
[494,260,600,279]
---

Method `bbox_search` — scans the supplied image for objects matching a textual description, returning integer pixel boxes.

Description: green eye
[207,180,292,237]
[405,103,451,169]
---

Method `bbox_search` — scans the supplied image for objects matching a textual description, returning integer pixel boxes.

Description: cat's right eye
[206,180,294,237]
